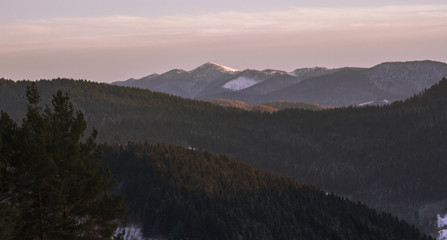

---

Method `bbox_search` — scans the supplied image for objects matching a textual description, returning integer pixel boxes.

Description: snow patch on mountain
[222,77,259,91]
[215,64,239,72]
[205,62,239,72]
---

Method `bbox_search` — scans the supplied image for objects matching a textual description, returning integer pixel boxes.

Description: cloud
[1,4,447,53]
[1,4,447,82]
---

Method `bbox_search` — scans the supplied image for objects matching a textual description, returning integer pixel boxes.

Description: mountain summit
[113,60,447,107]
[194,62,240,73]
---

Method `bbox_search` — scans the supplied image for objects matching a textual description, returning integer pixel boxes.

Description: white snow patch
[209,62,239,72]
[358,101,374,106]
[438,214,447,229]
[222,77,259,91]
[288,72,297,76]
[115,225,153,240]
[383,99,390,104]
[438,230,447,240]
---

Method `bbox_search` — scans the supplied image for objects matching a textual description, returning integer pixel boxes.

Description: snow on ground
[124,226,144,240]
[439,214,447,228]
[438,230,447,240]
[438,214,447,240]
[115,225,151,240]
[223,77,259,91]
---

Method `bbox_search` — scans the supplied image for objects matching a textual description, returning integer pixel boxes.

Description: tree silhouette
[0,83,126,240]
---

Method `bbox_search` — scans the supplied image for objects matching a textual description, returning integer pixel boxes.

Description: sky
[1,0,447,83]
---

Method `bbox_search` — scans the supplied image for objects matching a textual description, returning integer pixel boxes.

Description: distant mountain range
[113,60,447,107]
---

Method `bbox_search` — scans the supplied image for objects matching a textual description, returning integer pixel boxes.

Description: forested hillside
[101,142,432,240]
[1,78,446,234]
[209,99,327,112]
[0,84,126,239]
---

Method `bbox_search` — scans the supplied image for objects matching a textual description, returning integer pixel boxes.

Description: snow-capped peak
[197,62,240,73]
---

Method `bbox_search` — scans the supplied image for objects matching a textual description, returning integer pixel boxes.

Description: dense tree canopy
[0,83,126,240]
[102,142,433,240]
[1,78,447,234]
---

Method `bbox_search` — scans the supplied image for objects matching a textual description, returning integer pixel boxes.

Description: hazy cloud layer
[1,4,447,82]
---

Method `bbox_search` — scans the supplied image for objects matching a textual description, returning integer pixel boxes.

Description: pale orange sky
[1,1,447,82]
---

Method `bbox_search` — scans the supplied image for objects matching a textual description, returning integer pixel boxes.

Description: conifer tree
[0,112,21,240]
[0,83,126,240]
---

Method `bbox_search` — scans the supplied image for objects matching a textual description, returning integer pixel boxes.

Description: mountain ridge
[114,60,447,107]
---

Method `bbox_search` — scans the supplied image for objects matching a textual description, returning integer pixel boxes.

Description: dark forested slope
[102,142,432,240]
[1,78,447,234]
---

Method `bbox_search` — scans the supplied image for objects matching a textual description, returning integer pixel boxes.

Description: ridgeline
[1,78,447,235]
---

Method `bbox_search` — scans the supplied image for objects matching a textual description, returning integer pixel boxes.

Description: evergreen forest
[0,84,126,239]
[101,142,432,239]
[1,77,447,236]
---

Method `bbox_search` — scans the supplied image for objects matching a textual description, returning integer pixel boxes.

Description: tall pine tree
[0,111,21,240]
[0,83,126,240]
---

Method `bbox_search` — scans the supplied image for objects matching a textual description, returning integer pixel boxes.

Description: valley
[3,0,447,239]
[1,75,447,237]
